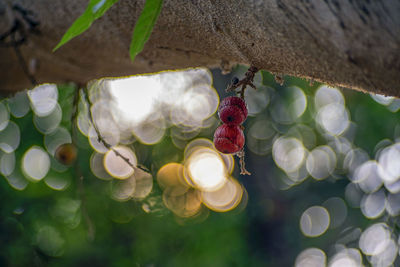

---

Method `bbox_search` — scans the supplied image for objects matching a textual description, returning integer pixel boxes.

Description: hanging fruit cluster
[213,96,248,154]
[212,66,259,175]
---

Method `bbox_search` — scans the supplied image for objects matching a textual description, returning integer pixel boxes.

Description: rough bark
[1,0,399,96]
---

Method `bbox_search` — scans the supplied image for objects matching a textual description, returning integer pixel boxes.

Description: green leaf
[53,0,119,51]
[129,0,163,62]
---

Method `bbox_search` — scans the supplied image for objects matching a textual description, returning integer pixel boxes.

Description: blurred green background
[1,66,399,266]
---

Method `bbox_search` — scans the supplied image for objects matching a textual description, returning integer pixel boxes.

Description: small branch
[226,66,258,99]
[82,87,149,173]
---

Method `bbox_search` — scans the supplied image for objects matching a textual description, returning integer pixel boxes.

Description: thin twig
[226,66,258,100]
[236,149,251,175]
[82,87,149,173]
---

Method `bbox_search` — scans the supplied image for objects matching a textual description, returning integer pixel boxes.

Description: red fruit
[213,124,245,154]
[218,96,248,125]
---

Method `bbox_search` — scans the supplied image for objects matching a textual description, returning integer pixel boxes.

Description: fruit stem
[236,149,251,175]
[226,66,258,99]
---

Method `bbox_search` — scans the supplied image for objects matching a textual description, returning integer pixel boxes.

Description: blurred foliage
[1,66,400,267]
[54,0,164,64]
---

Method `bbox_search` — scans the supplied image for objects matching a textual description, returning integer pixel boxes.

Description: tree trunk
[1,0,399,96]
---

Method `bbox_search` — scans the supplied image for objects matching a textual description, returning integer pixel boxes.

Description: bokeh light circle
[185,147,228,192]
[202,177,243,212]
[295,248,326,267]
[0,121,20,153]
[22,146,51,181]
[0,101,10,131]
[28,84,58,117]
[7,91,30,118]
[104,146,137,179]
[328,248,362,267]
[300,206,330,237]
[131,168,153,200]
[157,162,187,189]
[360,189,386,219]
[306,146,336,180]
[359,223,391,256]
[0,151,15,176]
[33,103,62,134]
[273,137,306,173]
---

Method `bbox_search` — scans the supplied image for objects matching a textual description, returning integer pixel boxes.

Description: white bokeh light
[0,121,20,153]
[185,147,228,192]
[109,75,162,125]
[378,143,400,183]
[360,189,386,219]
[328,248,362,267]
[352,160,383,193]
[0,151,15,176]
[7,91,30,118]
[295,248,326,267]
[306,146,336,180]
[300,206,330,237]
[22,146,50,181]
[202,177,243,212]
[359,223,391,256]
[315,86,344,109]
[270,86,307,124]
[370,94,394,106]
[273,137,306,173]
[316,103,350,136]
[28,84,58,117]
[0,101,9,131]
[101,68,217,146]
[104,146,137,179]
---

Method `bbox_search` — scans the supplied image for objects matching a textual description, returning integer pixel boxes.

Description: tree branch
[82,87,149,173]
[1,0,399,96]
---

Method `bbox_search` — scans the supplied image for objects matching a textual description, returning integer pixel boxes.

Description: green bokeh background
[1,67,399,266]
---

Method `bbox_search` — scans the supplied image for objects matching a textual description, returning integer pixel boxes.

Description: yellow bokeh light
[202,177,243,212]
[185,147,228,192]
[157,162,188,189]
[184,138,234,174]
[162,186,202,218]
